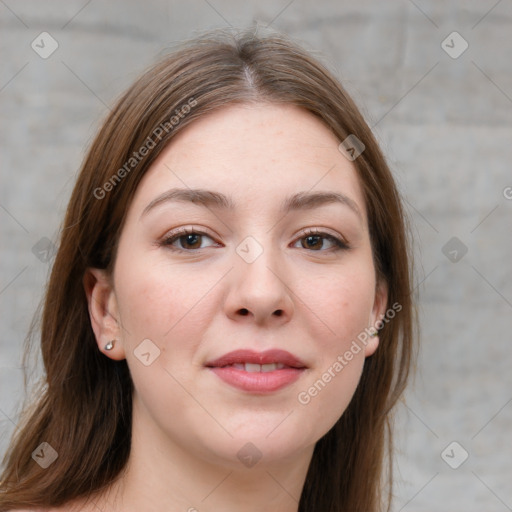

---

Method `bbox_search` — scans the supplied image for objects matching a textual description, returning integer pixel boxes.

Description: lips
[205,349,307,370]
[205,349,307,393]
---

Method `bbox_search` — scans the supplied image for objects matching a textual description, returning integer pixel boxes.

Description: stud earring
[370,330,379,337]
[104,340,115,351]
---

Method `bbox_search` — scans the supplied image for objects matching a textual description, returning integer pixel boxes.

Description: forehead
[130,103,367,221]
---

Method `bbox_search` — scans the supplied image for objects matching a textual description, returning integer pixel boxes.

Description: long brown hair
[0,28,415,511]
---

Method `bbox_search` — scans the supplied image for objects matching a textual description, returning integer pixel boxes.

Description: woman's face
[91,103,387,469]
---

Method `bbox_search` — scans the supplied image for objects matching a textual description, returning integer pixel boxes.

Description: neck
[92,397,315,512]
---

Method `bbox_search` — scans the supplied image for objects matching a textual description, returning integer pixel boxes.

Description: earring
[370,330,379,337]
[104,339,115,351]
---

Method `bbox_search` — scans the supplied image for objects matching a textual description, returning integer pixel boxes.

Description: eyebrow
[141,187,362,221]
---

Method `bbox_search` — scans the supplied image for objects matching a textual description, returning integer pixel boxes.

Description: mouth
[205,349,308,393]
[218,362,288,372]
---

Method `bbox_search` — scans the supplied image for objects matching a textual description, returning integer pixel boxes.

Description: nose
[223,241,294,326]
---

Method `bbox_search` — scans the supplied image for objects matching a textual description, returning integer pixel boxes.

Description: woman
[0,29,415,512]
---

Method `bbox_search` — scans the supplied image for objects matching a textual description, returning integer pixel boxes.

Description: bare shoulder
[8,504,96,512]
[8,509,57,512]
[7,508,61,512]
[8,508,56,512]
[6,489,110,511]
[8,509,47,512]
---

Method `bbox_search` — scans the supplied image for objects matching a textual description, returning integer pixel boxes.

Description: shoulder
[8,509,51,512]
[9,508,62,512]
[6,493,106,511]
[8,507,84,512]
[8,509,44,512]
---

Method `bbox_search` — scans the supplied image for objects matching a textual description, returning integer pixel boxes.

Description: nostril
[237,308,283,316]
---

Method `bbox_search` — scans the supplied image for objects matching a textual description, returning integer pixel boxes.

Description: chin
[196,420,315,468]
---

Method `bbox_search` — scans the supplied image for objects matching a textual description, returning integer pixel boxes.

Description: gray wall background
[1,1,511,510]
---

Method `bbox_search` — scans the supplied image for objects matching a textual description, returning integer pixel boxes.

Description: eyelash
[159,227,349,253]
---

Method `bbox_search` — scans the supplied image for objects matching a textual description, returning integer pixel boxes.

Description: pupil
[305,235,321,250]
[183,234,200,248]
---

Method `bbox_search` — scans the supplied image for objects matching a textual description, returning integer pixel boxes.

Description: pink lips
[205,349,307,393]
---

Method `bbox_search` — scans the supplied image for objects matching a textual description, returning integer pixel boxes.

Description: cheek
[296,354,364,442]
[113,252,227,385]
[114,251,215,340]
[293,263,376,433]
[112,257,217,434]
[296,262,376,351]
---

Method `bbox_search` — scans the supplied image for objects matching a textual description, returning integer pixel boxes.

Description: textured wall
[1,1,511,510]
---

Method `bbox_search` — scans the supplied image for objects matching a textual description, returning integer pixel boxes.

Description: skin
[53,103,387,512]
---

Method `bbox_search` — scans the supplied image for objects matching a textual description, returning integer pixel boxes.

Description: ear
[364,279,389,357]
[83,268,126,361]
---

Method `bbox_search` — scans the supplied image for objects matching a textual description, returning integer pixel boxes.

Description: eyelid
[295,227,348,245]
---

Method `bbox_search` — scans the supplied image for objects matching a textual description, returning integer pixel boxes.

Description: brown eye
[160,229,217,252]
[178,233,202,250]
[294,230,349,252]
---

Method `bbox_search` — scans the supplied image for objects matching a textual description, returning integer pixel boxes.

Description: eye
[159,227,348,253]
[293,229,349,252]
[159,228,219,252]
